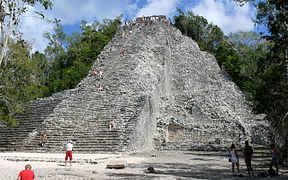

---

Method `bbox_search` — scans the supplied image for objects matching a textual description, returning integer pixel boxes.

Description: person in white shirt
[230,143,240,175]
[99,71,103,79]
[65,140,74,166]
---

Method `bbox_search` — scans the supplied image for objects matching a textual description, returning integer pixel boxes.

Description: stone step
[0,18,268,153]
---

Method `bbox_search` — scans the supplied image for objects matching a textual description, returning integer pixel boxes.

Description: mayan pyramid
[0,16,270,152]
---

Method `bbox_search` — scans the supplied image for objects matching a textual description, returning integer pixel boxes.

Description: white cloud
[125,3,139,20]
[18,0,256,52]
[136,0,179,18]
[19,6,53,52]
[191,0,255,34]
[20,0,132,52]
[47,0,130,25]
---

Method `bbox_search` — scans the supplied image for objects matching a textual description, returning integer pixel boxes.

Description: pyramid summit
[0,15,270,152]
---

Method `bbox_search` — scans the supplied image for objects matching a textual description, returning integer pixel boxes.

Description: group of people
[118,15,171,58]
[122,15,169,28]
[120,15,170,38]
[18,140,74,179]
[229,141,254,176]
[91,70,103,79]
[16,139,284,179]
[91,70,106,91]
[229,141,279,176]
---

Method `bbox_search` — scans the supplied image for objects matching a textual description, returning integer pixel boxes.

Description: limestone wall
[0,16,271,152]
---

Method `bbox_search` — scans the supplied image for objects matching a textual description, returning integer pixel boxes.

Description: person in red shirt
[92,71,97,76]
[18,164,35,180]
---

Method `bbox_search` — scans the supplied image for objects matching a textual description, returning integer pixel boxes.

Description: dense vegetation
[0,0,121,126]
[236,0,288,152]
[246,0,288,151]
[42,18,121,96]
[0,0,287,155]
[0,0,53,126]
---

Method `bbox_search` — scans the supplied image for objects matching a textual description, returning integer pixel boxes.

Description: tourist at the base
[65,140,74,166]
[283,148,288,166]
[18,164,35,180]
[230,143,240,175]
[243,140,254,176]
[270,143,279,174]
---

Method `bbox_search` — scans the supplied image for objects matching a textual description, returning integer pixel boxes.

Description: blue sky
[20,0,258,52]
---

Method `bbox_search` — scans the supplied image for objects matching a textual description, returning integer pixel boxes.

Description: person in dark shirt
[270,144,279,174]
[243,140,254,176]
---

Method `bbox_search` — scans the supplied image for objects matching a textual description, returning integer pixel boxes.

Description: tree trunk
[0,1,15,66]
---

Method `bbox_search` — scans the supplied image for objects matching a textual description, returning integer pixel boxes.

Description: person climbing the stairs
[92,71,97,76]
[120,49,125,57]
[109,120,116,131]
[97,85,103,91]
[65,140,74,166]
[99,70,103,79]
[40,133,47,147]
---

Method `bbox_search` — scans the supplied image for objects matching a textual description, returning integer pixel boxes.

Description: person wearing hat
[18,164,35,180]
[65,140,74,166]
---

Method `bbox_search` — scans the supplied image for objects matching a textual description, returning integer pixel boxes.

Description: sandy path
[1,151,287,179]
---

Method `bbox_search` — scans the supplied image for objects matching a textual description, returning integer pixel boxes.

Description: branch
[282,111,288,125]
[284,21,288,29]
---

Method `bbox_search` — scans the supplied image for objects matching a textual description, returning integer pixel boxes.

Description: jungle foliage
[42,17,121,96]
[0,14,121,126]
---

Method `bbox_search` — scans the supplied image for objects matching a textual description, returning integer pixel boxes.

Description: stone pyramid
[0,16,270,152]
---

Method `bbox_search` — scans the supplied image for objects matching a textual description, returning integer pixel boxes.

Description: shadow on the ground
[57,163,66,166]
[106,161,288,180]
[106,162,234,179]
[183,151,228,157]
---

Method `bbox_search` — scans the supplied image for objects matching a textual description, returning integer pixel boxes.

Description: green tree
[215,39,242,83]
[0,40,44,126]
[43,17,122,96]
[0,0,53,126]
[224,31,270,89]
[234,0,288,150]
[0,0,53,65]
[174,9,224,53]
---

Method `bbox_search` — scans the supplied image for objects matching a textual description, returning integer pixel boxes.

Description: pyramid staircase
[0,22,147,153]
[0,93,67,151]
[0,17,270,153]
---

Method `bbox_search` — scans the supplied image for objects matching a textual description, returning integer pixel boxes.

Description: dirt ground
[1,150,288,180]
